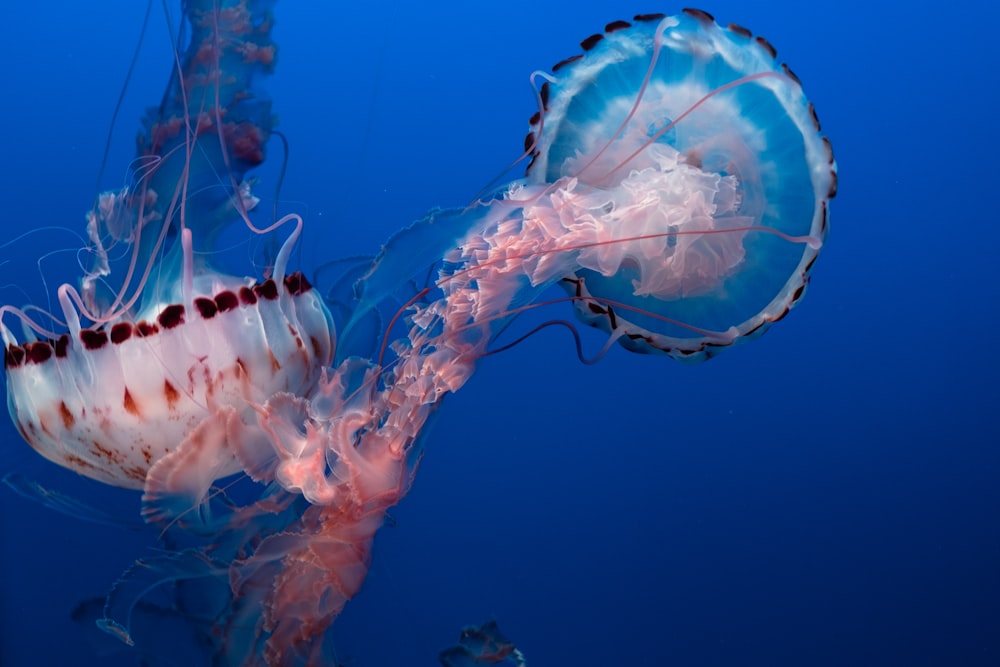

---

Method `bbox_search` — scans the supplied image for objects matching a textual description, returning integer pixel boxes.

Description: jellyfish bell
[518,10,837,362]
[0,229,334,491]
[347,11,835,371]
[0,0,335,508]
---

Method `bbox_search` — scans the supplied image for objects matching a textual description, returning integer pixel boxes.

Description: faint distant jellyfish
[439,620,526,667]
[1,5,834,666]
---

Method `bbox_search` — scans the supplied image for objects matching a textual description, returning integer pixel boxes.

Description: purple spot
[24,341,52,364]
[136,321,159,337]
[5,345,25,368]
[284,271,312,296]
[80,329,108,350]
[158,305,185,330]
[215,291,239,312]
[580,33,603,50]
[195,297,218,318]
[253,279,278,300]
[111,323,133,344]
[239,286,258,305]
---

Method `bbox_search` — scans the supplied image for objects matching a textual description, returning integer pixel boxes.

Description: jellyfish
[2,0,333,496]
[439,620,526,667]
[1,3,834,665]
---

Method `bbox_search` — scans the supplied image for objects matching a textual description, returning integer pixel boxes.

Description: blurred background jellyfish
[439,620,526,667]
[0,3,833,665]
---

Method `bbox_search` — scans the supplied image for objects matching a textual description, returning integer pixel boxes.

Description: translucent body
[1,6,835,665]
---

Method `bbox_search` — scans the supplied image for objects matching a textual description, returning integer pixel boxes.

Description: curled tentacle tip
[96,618,135,646]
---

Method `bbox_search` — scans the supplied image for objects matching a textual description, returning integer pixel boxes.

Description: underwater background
[0,1,997,665]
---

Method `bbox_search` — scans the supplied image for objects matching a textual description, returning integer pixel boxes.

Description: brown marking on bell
[25,341,53,363]
[141,447,152,465]
[124,464,147,482]
[215,290,239,312]
[58,402,74,429]
[605,20,631,33]
[772,307,790,323]
[254,279,279,300]
[4,344,24,368]
[65,454,97,471]
[310,336,323,359]
[587,302,607,315]
[540,82,550,107]
[808,102,821,131]
[80,329,109,350]
[195,297,218,318]
[188,359,210,389]
[552,54,582,72]
[580,33,603,51]
[287,324,304,348]
[633,13,666,22]
[92,439,124,465]
[136,321,160,337]
[804,254,819,274]
[110,322,133,344]
[781,63,801,87]
[607,306,618,330]
[163,380,180,410]
[235,357,248,379]
[728,23,751,38]
[239,285,258,305]
[158,304,186,329]
[269,349,281,372]
[284,271,311,295]
[682,8,715,23]
[528,110,541,126]
[123,388,141,417]
[822,138,838,181]
[524,130,537,153]
[755,35,777,59]
[560,277,584,297]
[54,334,69,358]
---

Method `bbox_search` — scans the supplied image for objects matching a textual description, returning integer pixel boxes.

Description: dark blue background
[1,1,997,665]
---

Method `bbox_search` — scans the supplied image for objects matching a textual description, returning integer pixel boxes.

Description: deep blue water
[0,1,998,665]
